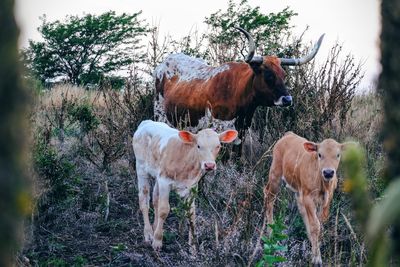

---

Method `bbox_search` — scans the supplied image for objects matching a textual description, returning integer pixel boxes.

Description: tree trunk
[379,0,400,256]
[0,0,31,266]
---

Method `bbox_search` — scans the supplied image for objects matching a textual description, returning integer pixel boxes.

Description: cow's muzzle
[204,162,216,171]
[322,169,335,180]
[274,95,293,107]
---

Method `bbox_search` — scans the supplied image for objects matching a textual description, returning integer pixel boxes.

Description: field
[15,1,393,265]
[19,81,383,266]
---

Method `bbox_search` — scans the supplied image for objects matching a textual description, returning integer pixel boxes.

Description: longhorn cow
[154,27,324,131]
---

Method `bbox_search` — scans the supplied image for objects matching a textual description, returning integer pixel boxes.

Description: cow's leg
[137,166,153,243]
[319,180,337,223]
[264,159,282,227]
[152,180,159,231]
[232,117,246,158]
[297,194,322,267]
[152,179,171,251]
[319,190,333,223]
[188,199,197,253]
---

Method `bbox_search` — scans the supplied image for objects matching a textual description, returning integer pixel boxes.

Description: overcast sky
[15,0,380,89]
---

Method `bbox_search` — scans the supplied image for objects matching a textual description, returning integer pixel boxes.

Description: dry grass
[343,93,382,144]
[39,84,106,109]
[21,80,382,266]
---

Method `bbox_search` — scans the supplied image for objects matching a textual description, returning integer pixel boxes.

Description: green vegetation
[33,137,77,204]
[16,0,397,266]
[68,102,99,135]
[256,218,288,267]
[22,11,148,87]
[205,1,296,60]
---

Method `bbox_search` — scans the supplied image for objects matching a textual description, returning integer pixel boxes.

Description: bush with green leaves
[172,0,297,64]
[68,102,99,135]
[22,11,148,86]
[205,0,296,63]
[33,136,76,204]
[256,217,288,267]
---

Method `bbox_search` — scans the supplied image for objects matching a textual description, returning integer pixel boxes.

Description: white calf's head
[179,128,238,171]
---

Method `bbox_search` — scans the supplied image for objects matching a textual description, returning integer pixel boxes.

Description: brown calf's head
[178,128,238,171]
[304,139,353,181]
[235,27,324,108]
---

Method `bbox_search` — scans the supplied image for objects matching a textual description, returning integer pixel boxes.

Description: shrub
[33,136,76,204]
[68,102,99,135]
[256,217,288,267]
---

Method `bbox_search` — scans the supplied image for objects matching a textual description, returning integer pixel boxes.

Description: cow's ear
[304,141,318,152]
[179,131,196,143]
[219,130,238,143]
[341,141,358,151]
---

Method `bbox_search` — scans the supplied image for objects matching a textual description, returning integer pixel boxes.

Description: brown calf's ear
[219,130,238,143]
[341,141,358,151]
[304,141,318,152]
[179,131,196,144]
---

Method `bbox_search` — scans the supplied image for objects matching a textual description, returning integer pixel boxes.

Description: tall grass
[21,78,383,266]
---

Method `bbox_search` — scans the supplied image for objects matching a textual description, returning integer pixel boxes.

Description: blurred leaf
[367,178,400,242]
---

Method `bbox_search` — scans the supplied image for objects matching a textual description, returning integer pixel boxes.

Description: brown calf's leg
[297,194,322,267]
[264,161,282,227]
[152,179,171,251]
[319,180,337,223]
[137,167,153,243]
[319,191,333,223]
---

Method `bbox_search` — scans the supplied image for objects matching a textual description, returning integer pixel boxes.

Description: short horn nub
[234,26,256,63]
[280,34,325,66]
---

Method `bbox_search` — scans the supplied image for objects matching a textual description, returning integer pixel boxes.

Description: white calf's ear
[179,131,196,143]
[304,141,318,152]
[219,130,238,143]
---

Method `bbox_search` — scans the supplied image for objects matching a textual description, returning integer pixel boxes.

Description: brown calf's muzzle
[322,168,335,180]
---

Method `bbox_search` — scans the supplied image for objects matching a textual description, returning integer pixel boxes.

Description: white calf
[133,120,237,250]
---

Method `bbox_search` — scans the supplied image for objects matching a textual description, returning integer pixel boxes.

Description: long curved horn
[280,34,325,66]
[234,26,256,63]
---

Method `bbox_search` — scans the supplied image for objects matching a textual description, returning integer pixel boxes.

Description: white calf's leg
[188,199,197,252]
[152,181,159,231]
[152,178,171,250]
[137,166,153,243]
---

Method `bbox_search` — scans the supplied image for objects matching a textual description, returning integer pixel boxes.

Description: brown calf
[264,132,351,266]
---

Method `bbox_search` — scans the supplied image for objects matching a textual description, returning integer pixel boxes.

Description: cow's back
[154,54,228,83]
[133,120,178,173]
[273,132,307,161]
[272,132,315,189]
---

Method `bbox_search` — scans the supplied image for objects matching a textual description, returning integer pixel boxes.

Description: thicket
[20,0,388,266]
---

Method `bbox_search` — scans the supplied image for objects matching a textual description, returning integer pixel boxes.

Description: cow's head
[235,27,324,107]
[303,139,354,181]
[178,128,238,171]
